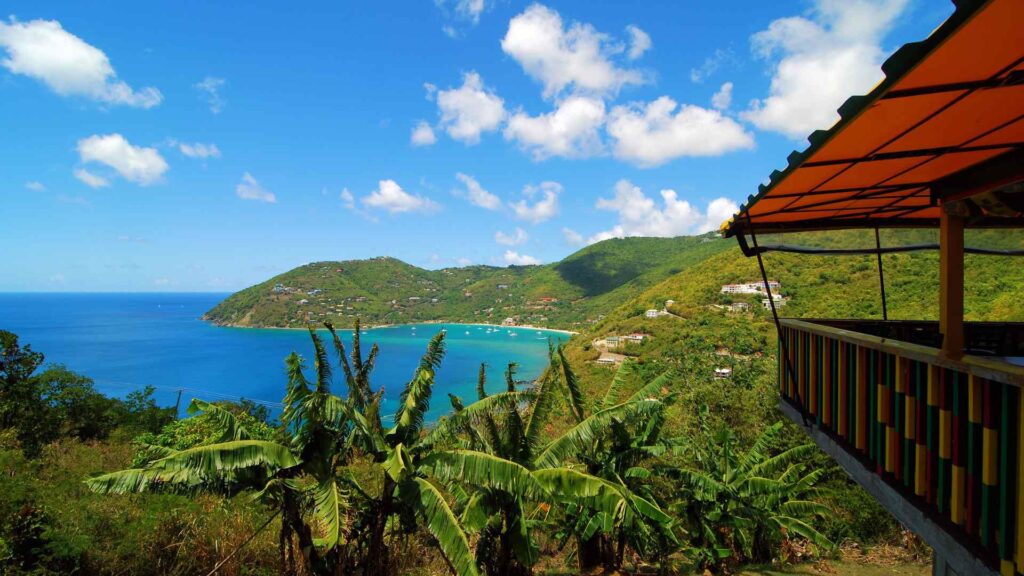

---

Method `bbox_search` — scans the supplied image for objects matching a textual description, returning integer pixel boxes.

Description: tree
[0,331,48,456]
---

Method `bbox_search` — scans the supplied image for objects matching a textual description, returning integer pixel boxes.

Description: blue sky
[1,0,954,291]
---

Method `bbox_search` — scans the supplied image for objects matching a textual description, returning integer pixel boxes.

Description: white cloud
[25,181,45,191]
[504,96,605,160]
[503,250,540,266]
[625,25,651,60]
[495,227,529,246]
[607,96,754,167]
[194,76,225,113]
[690,48,732,83]
[509,181,561,224]
[177,141,221,159]
[434,71,506,144]
[0,17,161,108]
[73,168,109,189]
[362,179,439,214]
[589,180,738,242]
[742,0,910,139]
[410,121,437,146]
[76,134,168,185]
[235,172,276,203]
[454,173,501,210]
[437,0,488,27]
[340,187,355,209]
[456,257,474,266]
[501,4,644,99]
[562,227,585,246]
[711,81,733,110]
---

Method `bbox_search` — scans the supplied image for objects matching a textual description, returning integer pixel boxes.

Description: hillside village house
[721,281,781,295]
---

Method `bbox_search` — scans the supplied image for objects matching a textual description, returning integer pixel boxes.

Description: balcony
[778,318,1024,576]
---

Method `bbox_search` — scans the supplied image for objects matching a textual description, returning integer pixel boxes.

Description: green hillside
[558,232,1024,437]
[202,234,732,329]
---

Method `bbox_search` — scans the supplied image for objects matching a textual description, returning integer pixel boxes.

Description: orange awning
[724,0,1024,237]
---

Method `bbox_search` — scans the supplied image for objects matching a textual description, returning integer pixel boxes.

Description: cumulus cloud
[453,173,501,210]
[589,179,738,242]
[607,96,754,167]
[362,179,439,214]
[25,181,45,191]
[0,17,161,108]
[711,81,733,110]
[501,4,644,99]
[434,71,506,144]
[177,141,221,159]
[495,227,529,246]
[194,76,226,113]
[235,172,276,203]
[76,134,168,185]
[503,250,540,266]
[73,168,109,189]
[504,96,605,160]
[742,0,910,139]
[410,121,437,146]
[625,25,651,60]
[562,227,585,246]
[509,181,561,224]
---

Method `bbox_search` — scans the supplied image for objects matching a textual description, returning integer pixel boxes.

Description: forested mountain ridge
[202,234,732,329]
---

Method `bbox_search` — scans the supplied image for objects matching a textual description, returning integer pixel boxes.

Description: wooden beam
[939,203,965,359]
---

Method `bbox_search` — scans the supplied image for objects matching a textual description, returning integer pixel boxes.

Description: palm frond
[534,399,662,469]
[476,363,488,400]
[392,332,446,442]
[402,477,480,576]
[187,398,251,442]
[307,326,333,393]
[151,440,299,475]
[325,322,359,403]
[557,344,587,422]
[85,467,202,494]
[312,478,346,549]
[625,370,674,404]
[423,449,544,498]
[601,361,635,409]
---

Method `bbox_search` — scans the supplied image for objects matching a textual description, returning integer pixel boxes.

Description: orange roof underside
[730,0,1024,235]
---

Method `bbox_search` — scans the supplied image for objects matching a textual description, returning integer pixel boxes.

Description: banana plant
[429,346,672,576]
[664,418,832,571]
[549,354,682,572]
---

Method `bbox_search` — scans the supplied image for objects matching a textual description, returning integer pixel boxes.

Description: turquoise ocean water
[0,293,567,422]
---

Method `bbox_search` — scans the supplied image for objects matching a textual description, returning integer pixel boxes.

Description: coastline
[208,318,577,336]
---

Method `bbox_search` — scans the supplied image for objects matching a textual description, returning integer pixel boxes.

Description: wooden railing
[778,318,1024,575]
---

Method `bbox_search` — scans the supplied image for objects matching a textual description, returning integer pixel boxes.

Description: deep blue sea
[0,293,567,422]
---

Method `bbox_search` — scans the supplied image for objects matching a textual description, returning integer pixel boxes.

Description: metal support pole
[875,228,888,321]
[747,218,808,425]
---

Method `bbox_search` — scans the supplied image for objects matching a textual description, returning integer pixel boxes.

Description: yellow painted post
[839,342,848,439]
[856,347,868,452]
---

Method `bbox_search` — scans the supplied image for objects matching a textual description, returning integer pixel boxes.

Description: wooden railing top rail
[779,318,1024,387]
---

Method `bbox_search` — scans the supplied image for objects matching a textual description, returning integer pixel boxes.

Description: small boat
[465,331,470,335]
[509,332,517,337]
